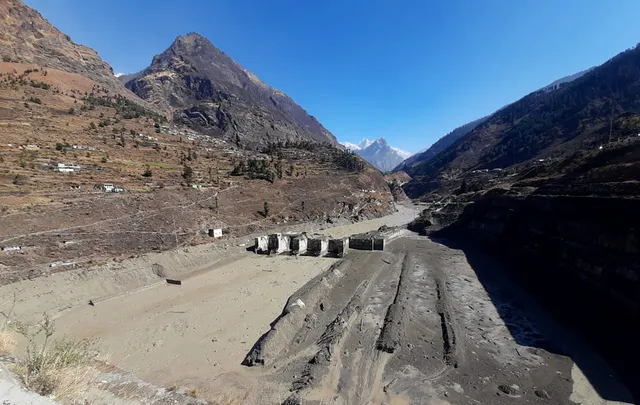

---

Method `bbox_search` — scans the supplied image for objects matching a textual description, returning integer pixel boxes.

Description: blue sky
[25,0,640,153]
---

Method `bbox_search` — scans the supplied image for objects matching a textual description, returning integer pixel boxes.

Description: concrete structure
[268,233,291,255]
[349,236,374,250]
[290,234,308,255]
[208,228,223,238]
[373,237,385,251]
[101,184,114,192]
[255,235,269,253]
[328,238,349,257]
[308,236,329,257]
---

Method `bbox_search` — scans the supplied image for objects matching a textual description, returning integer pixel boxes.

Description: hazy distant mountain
[122,33,337,147]
[342,138,411,172]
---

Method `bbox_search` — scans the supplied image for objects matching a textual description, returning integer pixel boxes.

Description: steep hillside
[0,4,395,281]
[396,117,488,172]
[404,44,640,197]
[123,33,336,147]
[0,0,140,98]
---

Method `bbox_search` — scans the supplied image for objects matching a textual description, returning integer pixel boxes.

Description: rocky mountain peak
[341,137,411,172]
[124,33,336,146]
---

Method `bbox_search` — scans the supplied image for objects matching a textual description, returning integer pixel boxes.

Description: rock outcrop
[123,33,336,147]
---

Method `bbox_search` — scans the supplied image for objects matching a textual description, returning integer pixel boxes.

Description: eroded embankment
[243,260,350,366]
[437,194,640,401]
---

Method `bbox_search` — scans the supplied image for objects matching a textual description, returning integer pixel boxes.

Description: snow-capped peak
[390,146,412,159]
[358,138,374,149]
[114,72,125,78]
[341,141,362,151]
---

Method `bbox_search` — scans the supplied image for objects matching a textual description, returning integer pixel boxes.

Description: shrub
[28,96,41,104]
[68,108,74,115]
[10,314,96,403]
[142,166,152,177]
[182,165,194,183]
[263,201,269,217]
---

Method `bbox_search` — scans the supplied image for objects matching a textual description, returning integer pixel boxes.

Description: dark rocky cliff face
[436,194,640,401]
[124,33,336,147]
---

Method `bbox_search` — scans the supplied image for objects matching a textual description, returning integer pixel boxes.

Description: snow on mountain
[342,141,362,151]
[341,137,412,172]
[390,146,412,159]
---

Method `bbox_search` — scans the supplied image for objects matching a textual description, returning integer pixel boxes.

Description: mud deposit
[245,237,633,405]
[4,220,633,404]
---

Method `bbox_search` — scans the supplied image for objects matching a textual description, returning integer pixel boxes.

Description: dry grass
[186,387,198,398]
[10,314,97,404]
[0,330,16,355]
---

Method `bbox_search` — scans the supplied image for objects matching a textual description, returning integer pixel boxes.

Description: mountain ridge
[123,32,336,147]
[403,44,640,197]
[397,66,596,176]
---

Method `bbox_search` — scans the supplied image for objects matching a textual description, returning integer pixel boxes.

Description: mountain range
[342,138,411,172]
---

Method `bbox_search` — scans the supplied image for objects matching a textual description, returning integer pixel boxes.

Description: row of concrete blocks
[255,233,349,257]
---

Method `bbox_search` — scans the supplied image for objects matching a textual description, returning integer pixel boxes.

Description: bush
[182,165,194,183]
[28,96,41,104]
[142,165,152,177]
[11,314,96,403]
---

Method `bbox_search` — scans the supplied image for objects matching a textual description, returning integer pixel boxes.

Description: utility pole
[609,99,614,144]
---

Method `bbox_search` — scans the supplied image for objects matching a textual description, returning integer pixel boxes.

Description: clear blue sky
[24,0,640,153]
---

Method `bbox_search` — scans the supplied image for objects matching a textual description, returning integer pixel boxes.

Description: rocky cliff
[123,33,336,147]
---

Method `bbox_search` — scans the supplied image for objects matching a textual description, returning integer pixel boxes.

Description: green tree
[182,165,194,184]
[263,201,269,217]
[89,121,96,130]
[142,165,152,177]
